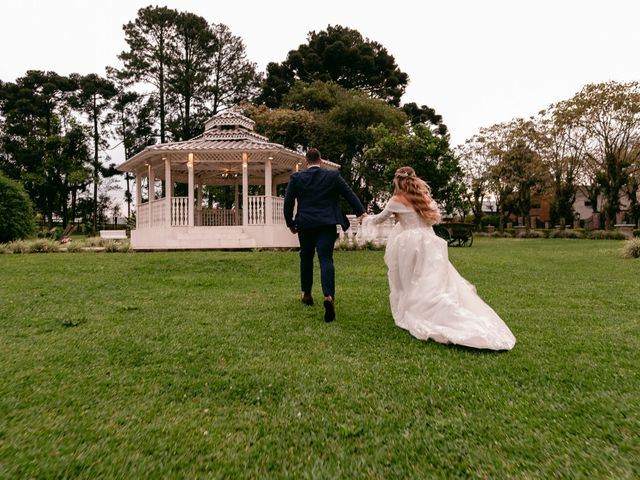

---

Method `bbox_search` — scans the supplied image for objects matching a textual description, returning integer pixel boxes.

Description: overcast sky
[2,0,639,150]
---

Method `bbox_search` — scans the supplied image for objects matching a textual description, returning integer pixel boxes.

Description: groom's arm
[283,176,297,232]
[335,174,366,217]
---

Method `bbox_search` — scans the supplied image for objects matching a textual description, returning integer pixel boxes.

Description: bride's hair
[393,167,441,224]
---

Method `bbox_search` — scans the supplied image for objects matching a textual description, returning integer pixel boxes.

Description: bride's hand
[358,213,368,224]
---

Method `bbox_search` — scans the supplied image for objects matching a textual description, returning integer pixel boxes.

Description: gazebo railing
[172,197,189,226]
[272,197,285,225]
[137,195,287,228]
[197,208,238,226]
[247,196,266,225]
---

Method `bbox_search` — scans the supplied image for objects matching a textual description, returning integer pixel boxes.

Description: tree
[365,123,465,214]
[71,73,117,234]
[402,102,448,136]
[108,67,158,219]
[478,119,547,229]
[556,81,640,229]
[242,103,316,150]
[0,71,84,227]
[119,6,180,143]
[258,25,409,107]
[249,81,407,206]
[458,134,496,228]
[533,106,586,226]
[313,91,407,206]
[494,139,545,222]
[166,11,214,140]
[0,172,35,242]
[208,23,262,116]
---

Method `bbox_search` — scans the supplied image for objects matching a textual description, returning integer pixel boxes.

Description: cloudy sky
[2,0,639,150]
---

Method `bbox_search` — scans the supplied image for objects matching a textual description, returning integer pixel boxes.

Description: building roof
[116,111,339,179]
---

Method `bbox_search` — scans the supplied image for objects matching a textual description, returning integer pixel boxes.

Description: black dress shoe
[301,294,314,306]
[323,299,335,322]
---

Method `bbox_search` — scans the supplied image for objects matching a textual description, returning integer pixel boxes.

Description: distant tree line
[458,81,640,230]
[0,7,461,240]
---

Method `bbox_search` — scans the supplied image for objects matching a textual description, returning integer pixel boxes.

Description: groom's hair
[306,148,321,163]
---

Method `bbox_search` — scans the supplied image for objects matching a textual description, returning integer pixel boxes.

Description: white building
[117,111,339,250]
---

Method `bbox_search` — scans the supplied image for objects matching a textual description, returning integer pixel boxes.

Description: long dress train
[363,199,516,351]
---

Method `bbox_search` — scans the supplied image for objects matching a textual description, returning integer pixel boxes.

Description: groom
[283,148,366,322]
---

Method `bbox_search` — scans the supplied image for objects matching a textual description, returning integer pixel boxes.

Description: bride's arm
[359,200,398,240]
[365,199,399,225]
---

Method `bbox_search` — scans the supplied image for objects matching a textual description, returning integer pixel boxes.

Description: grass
[0,238,638,478]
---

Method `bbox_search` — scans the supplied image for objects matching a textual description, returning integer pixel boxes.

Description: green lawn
[0,239,638,479]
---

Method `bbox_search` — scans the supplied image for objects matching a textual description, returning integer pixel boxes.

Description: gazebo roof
[116,111,339,176]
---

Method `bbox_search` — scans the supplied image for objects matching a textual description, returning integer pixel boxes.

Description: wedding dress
[363,198,516,350]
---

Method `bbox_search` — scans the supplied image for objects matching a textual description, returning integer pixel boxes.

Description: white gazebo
[117,111,338,250]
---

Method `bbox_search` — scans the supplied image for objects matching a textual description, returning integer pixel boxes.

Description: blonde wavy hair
[393,167,441,224]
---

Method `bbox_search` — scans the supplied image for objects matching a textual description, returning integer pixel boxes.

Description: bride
[362,166,516,351]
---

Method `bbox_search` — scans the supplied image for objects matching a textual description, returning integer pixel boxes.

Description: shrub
[103,240,131,253]
[480,214,502,228]
[28,239,60,253]
[47,226,64,240]
[622,238,640,258]
[7,240,30,253]
[588,230,628,240]
[550,229,583,239]
[488,231,514,238]
[522,230,545,238]
[65,241,85,253]
[633,229,640,238]
[0,173,36,242]
[83,237,106,247]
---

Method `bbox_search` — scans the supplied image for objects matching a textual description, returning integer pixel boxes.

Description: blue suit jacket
[283,166,366,231]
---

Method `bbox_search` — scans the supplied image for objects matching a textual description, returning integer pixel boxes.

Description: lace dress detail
[363,198,516,350]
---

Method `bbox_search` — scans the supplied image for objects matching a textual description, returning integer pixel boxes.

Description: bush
[480,214,502,228]
[633,229,640,238]
[65,242,85,253]
[522,230,545,238]
[28,239,60,253]
[0,173,36,242]
[622,238,640,258]
[104,240,131,253]
[488,231,514,238]
[47,226,64,241]
[550,229,584,239]
[6,240,30,253]
[588,230,628,240]
[334,239,384,251]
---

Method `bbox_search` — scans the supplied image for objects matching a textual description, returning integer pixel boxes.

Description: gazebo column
[265,157,273,225]
[197,176,203,226]
[148,163,154,227]
[242,153,249,226]
[135,172,142,228]
[234,182,240,226]
[188,153,195,227]
[164,157,171,227]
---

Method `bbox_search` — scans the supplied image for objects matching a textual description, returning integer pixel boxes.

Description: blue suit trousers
[298,225,338,298]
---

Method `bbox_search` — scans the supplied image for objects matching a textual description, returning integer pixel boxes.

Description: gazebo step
[175,231,254,241]
[164,238,257,249]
